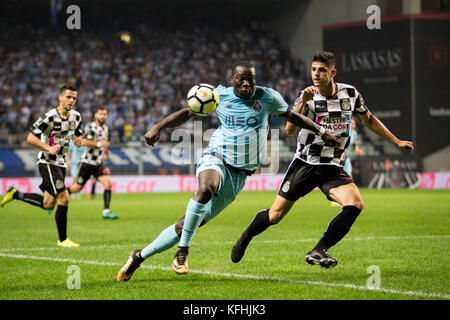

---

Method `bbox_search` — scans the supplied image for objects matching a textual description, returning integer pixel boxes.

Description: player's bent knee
[57,194,70,206]
[357,200,365,211]
[43,202,56,210]
[195,184,215,203]
[268,209,284,224]
[349,199,365,211]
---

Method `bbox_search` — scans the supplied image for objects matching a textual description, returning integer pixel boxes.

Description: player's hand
[101,140,110,148]
[396,140,414,152]
[300,86,318,103]
[46,145,61,155]
[322,130,340,147]
[144,126,161,146]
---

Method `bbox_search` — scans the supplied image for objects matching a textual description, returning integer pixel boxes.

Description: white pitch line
[0,234,449,252]
[0,252,448,300]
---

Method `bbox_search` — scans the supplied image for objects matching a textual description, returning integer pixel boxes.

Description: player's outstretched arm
[282,111,340,147]
[144,107,194,146]
[357,111,414,152]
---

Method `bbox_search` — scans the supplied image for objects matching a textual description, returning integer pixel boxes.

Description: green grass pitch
[0,189,448,300]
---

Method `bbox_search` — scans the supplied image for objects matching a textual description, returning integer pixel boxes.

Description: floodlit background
[0,0,449,190]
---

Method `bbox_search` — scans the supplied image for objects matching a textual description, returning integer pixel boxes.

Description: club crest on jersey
[55,179,64,189]
[252,101,262,113]
[282,181,290,193]
[341,98,351,111]
[69,121,76,130]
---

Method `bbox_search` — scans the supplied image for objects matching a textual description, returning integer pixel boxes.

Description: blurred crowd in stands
[0,18,308,146]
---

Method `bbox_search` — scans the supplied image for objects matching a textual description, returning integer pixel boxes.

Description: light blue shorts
[196,154,247,222]
[343,158,352,178]
[70,162,80,177]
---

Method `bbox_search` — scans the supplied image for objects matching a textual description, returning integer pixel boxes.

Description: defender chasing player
[117,60,340,281]
[231,51,414,268]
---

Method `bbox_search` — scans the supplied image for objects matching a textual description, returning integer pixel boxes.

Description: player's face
[311,62,336,88]
[95,109,108,125]
[231,66,256,99]
[58,90,78,112]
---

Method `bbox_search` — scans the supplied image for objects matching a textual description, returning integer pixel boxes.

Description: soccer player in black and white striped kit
[1,85,83,247]
[231,51,414,268]
[67,106,118,219]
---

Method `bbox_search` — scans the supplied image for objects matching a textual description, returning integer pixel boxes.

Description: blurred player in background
[67,106,117,219]
[231,52,414,268]
[117,60,339,281]
[343,117,364,178]
[1,85,83,247]
[67,140,85,200]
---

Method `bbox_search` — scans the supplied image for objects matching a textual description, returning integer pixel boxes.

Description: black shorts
[278,158,354,202]
[38,163,67,197]
[75,162,109,187]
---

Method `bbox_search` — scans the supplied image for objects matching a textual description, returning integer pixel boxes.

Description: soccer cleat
[87,193,96,200]
[57,238,80,248]
[47,209,53,215]
[231,234,251,263]
[1,187,17,208]
[172,247,189,274]
[305,249,338,268]
[102,210,118,219]
[117,249,144,282]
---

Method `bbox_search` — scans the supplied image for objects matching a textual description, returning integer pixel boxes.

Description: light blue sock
[141,224,180,259]
[179,199,207,247]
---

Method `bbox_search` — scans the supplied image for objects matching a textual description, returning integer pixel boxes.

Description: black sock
[241,209,273,244]
[91,182,96,195]
[103,190,111,210]
[54,205,68,242]
[67,187,72,195]
[14,192,44,209]
[313,205,361,251]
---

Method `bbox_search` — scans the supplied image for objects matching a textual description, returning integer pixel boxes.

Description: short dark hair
[95,106,107,112]
[59,84,77,94]
[312,51,336,69]
[231,60,255,75]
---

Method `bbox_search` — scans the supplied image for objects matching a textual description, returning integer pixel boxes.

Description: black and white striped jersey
[30,108,83,167]
[294,83,368,167]
[80,122,109,166]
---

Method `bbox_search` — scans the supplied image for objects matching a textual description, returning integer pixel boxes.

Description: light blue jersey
[206,85,288,171]
[68,141,86,177]
[343,130,358,177]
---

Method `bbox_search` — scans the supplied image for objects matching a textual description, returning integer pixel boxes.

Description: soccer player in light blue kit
[67,140,85,199]
[343,117,363,178]
[117,61,339,281]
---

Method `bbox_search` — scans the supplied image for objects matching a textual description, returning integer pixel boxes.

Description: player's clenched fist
[144,126,161,146]
[397,140,414,152]
[300,86,319,102]
[46,144,61,155]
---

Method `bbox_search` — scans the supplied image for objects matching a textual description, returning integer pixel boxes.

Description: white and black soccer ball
[187,83,219,116]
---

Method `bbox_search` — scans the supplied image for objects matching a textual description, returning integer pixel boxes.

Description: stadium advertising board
[323,18,412,142]
[357,155,422,189]
[413,17,450,156]
[0,174,286,194]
